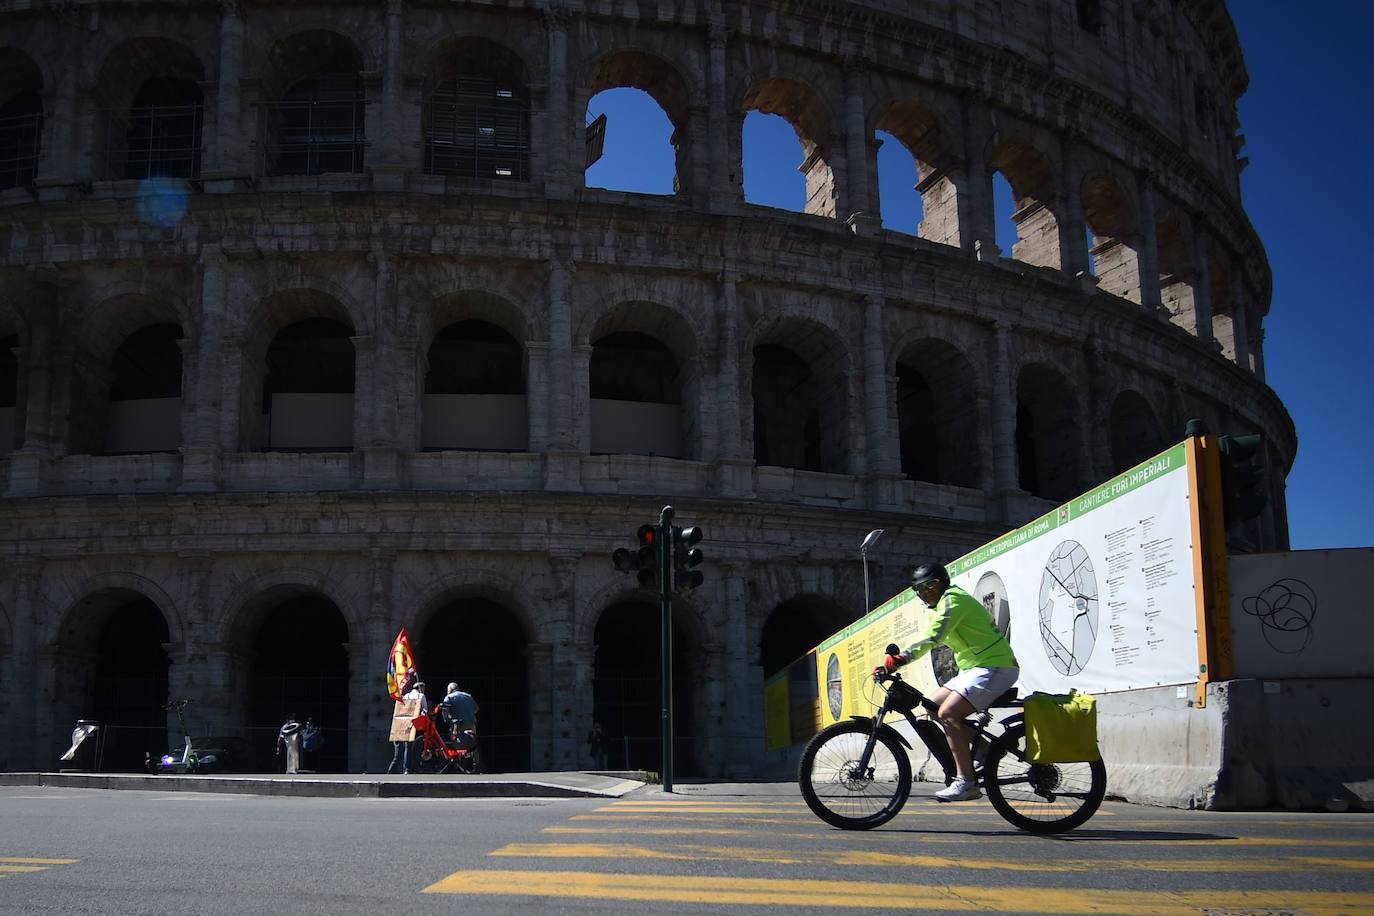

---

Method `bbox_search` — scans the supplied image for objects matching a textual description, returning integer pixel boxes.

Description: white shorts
[943,666,1020,712]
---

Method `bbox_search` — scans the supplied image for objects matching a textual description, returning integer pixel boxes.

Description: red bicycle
[411,710,481,775]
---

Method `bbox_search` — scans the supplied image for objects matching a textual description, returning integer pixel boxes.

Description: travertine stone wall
[0,0,1293,775]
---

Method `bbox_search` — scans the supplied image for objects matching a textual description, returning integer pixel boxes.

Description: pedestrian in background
[588,721,609,769]
[388,681,428,774]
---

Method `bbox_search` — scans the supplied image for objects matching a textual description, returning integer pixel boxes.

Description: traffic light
[1217,433,1267,528]
[612,524,660,589]
[672,525,704,592]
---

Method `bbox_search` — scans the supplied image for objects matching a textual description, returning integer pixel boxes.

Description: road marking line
[0,866,45,874]
[421,869,1374,913]
[493,843,1374,873]
[0,858,78,865]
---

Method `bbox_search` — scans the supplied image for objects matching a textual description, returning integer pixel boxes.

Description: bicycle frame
[850,673,1023,786]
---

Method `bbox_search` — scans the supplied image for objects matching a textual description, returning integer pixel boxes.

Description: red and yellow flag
[387,627,417,700]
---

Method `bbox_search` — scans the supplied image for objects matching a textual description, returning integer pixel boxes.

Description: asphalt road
[2,782,1372,914]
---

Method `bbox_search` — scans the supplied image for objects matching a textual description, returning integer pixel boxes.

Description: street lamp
[859,528,884,614]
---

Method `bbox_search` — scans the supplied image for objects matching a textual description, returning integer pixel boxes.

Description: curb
[0,772,647,800]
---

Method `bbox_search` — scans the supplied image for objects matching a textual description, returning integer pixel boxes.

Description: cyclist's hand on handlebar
[871,665,887,682]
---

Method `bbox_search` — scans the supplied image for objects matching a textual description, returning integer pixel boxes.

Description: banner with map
[947,441,1200,695]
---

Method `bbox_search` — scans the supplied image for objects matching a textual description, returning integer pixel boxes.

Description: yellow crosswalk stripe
[422,869,1374,914]
[497,842,1374,873]
[0,858,79,866]
[0,866,45,874]
[545,823,1374,849]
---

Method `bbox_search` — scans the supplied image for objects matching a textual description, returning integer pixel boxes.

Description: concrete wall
[1229,548,1374,678]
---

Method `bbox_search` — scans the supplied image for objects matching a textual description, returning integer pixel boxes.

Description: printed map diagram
[1039,540,1099,675]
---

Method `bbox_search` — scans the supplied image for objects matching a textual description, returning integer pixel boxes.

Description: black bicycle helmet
[910,561,950,590]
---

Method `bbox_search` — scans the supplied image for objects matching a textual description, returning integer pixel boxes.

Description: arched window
[422,320,527,451]
[122,77,204,180]
[0,89,41,190]
[106,323,183,454]
[589,331,682,458]
[743,79,834,217]
[265,33,366,176]
[425,73,530,181]
[262,317,355,451]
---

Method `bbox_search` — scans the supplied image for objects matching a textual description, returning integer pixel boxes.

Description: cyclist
[873,561,1018,802]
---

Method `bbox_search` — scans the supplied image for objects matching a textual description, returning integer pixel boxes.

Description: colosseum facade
[0,0,1293,777]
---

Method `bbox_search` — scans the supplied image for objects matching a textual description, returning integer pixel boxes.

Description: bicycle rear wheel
[984,723,1106,834]
[798,720,911,830]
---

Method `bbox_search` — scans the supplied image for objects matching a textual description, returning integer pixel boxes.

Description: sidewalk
[0,770,651,799]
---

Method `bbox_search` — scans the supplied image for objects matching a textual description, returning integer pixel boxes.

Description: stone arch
[988,137,1061,269]
[421,35,532,181]
[741,76,839,218]
[410,571,538,648]
[424,289,531,353]
[1081,171,1144,302]
[260,30,368,176]
[67,295,186,456]
[745,312,854,475]
[225,581,353,771]
[216,567,362,647]
[584,299,703,461]
[582,49,695,197]
[1109,388,1165,474]
[240,288,358,452]
[874,99,961,246]
[590,590,707,773]
[45,571,185,647]
[1015,362,1083,501]
[46,582,178,771]
[892,336,981,488]
[758,592,853,679]
[91,37,207,181]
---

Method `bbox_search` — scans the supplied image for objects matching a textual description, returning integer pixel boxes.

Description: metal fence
[257,98,367,177]
[105,103,204,180]
[0,111,42,189]
[423,99,529,181]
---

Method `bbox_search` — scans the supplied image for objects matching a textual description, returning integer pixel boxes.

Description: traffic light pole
[657,505,675,793]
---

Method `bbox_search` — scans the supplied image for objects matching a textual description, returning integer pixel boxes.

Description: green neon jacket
[901,584,1018,671]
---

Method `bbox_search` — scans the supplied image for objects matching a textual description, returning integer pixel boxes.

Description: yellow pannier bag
[1024,691,1100,763]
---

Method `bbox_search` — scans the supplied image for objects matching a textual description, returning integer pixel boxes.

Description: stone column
[546,550,581,769]
[205,0,246,186]
[843,59,878,236]
[345,640,371,772]
[958,96,998,259]
[706,21,738,211]
[1134,172,1164,312]
[526,641,555,768]
[975,389,996,493]
[1057,134,1090,278]
[719,563,760,778]
[861,295,895,475]
[35,20,83,194]
[525,342,550,450]
[711,271,752,496]
[364,255,402,487]
[364,552,395,773]
[4,560,41,769]
[1191,225,1216,347]
[9,287,57,495]
[373,0,407,189]
[544,258,581,489]
[1229,263,1251,370]
[350,335,375,451]
[1250,326,1267,382]
[543,6,572,198]
[181,249,227,490]
[990,321,1018,491]
[1084,342,1111,480]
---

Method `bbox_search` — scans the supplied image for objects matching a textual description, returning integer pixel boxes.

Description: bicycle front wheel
[798,720,911,830]
[984,723,1107,834]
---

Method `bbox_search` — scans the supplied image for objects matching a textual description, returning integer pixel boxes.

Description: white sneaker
[934,778,982,802]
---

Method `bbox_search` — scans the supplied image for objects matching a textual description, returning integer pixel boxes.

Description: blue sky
[585,8,1372,551]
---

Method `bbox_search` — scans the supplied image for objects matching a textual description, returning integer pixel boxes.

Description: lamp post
[859,528,884,614]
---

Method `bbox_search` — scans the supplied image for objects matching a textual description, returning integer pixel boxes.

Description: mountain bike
[798,654,1107,834]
